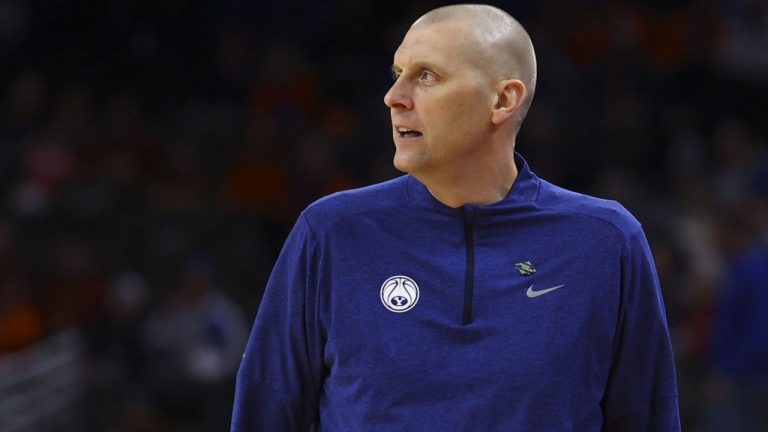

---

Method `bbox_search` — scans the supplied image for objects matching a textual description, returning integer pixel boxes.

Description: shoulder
[535,179,643,240]
[300,175,409,232]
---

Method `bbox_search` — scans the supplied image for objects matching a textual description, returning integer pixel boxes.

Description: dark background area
[1,0,767,431]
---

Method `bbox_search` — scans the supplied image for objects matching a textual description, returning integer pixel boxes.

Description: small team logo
[515,260,537,276]
[380,275,419,313]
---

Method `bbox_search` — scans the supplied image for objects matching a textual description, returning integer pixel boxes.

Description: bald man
[231,4,680,431]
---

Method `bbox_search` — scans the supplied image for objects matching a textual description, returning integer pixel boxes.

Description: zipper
[462,207,476,325]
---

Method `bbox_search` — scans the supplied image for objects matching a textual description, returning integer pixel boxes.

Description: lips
[396,126,423,138]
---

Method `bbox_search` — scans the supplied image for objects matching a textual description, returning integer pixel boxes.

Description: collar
[405,152,541,214]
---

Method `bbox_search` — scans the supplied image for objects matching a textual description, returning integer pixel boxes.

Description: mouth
[396,126,423,138]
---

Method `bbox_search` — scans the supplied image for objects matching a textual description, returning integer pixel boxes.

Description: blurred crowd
[0,0,767,431]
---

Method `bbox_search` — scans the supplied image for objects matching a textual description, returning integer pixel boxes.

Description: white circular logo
[380,275,419,313]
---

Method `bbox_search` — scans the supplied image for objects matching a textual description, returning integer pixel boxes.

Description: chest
[319,214,622,395]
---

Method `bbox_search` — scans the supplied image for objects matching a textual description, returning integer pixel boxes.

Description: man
[706,203,768,431]
[231,4,680,431]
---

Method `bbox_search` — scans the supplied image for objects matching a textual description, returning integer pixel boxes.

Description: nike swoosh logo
[526,284,565,298]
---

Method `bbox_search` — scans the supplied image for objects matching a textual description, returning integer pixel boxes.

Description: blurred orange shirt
[0,302,44,354]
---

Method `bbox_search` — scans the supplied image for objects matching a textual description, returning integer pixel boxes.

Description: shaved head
[412,4,537,127]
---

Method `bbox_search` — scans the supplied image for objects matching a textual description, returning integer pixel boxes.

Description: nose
[384,78,413,110]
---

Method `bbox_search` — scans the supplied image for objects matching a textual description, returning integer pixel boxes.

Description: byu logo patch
[380,275,419,313]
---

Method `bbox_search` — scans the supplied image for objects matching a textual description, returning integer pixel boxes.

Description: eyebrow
[390,62,442,75]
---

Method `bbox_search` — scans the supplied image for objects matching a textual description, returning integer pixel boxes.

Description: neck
[417,148,519,208]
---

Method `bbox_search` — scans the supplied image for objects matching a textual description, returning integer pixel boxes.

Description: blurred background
[1,0,766,431]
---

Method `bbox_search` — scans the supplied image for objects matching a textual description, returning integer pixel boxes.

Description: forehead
[393,21,477,68]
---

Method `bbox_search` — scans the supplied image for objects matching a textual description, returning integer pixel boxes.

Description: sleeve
[710,264,747,378]
[710,261,764,379]
[230,214,326,432]
[601,226,681,431]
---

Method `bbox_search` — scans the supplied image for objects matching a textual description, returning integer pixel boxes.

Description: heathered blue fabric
[711,244,768,379]
[231,154,680,432]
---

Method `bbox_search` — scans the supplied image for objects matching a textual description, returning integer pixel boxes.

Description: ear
[491,79,526,125]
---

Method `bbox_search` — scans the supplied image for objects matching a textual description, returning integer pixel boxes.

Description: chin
[393,153,419,174]
[394,143,438,175]
[392,160,410,174]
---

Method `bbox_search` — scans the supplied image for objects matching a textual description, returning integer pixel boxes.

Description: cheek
[434,93,489,135]
[439,89,490,121]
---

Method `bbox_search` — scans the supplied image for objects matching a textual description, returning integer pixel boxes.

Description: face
[384,21,497,178]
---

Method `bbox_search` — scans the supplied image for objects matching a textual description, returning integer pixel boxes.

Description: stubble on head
[411,4,537,127]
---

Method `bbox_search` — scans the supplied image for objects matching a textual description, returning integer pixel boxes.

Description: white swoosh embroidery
[526,284,565,298]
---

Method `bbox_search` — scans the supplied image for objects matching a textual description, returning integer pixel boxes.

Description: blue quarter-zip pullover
[231,154,680,431]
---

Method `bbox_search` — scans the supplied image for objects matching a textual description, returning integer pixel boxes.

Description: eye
[418,70,437,84]
[391,68,402,81]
